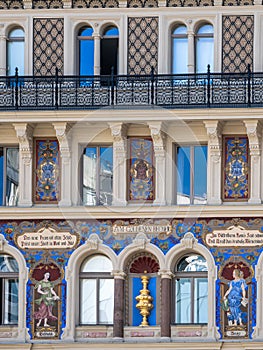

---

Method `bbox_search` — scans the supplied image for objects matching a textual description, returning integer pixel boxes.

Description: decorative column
[109,122,127,206]
[159,270,173,338]
[148,122,166,206]
[244,120,261,204]
[53,122,72,206]
[112,271,126,338]
[0,25,6,77]
[93,30,100,76]
[13,123,34,207]
[204,121,223,205]
[187,30,195,74]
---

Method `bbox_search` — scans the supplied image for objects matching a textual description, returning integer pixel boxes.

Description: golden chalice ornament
[135,271,154,326]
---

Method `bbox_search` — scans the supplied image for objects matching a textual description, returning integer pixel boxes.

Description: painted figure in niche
[32,262,61,339]
[223,269,248,326]
[34,271,59,327]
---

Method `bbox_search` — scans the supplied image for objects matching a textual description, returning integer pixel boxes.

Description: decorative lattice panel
[223,136,249,201]
[127,0,158,7]
[33,0,63,8]
[167,0,213,6]
[222,16,254,73]
[33,18,64,76]
[72,0,118,7]
[128,17,158,75]
[0,0,23,8]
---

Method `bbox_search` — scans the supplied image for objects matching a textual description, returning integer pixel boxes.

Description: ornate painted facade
[1,0,263,349]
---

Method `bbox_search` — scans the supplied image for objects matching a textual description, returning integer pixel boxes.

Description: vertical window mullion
[96,147,100,205]
[0,278,3,325]
[3,148,7,206]
[97,278,100,324]
[191,277,195,323]
[190,146,194,204]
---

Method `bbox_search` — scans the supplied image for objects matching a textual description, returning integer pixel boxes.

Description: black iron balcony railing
[1,66,263,111]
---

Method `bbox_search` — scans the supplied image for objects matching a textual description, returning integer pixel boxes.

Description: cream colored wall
[0,8,262,75]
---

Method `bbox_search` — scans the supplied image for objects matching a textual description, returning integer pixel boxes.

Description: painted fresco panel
[2,218,263,339]
[34,139,60,203]
[223,136,249,201]
[129,138,154,201]
[220,261,252,338]
[32,263,62,339]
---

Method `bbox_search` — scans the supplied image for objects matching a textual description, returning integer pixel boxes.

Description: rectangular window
[80,278,114,325]
[0,254,19,325]
[3,278,19,324]
[83,146,113,206]
[175,277,208,324]
[176,145,207,204]
[0,147,19,206]
[175,277,191,323]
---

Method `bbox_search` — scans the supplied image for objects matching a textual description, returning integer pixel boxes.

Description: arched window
[171,25,188,74]
[174,254,208,324]
[100,26,119,75]
[78,26,94,76]
[7,28,24,76]
[195,24,214,73]
[0,254,19,325]
[79,255,114,325]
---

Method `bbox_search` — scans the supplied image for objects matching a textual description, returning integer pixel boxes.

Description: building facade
[0,1,263,349]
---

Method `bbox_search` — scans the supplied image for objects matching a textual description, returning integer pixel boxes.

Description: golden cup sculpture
[135,271,154,327]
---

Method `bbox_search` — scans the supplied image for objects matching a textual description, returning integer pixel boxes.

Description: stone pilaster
[109,122,127,206]
[148,122,166,206]
[204,121,223,205]
[0,25,6,76]
[13,123,34,207]
[187,30,195,74]
[244,120,261,204]
[159,270,173,338]
[112,271,126,338]
[53,122,72,207]
[93,31,101,75]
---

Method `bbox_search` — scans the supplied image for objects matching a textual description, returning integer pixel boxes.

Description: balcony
[1,67,263,111]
